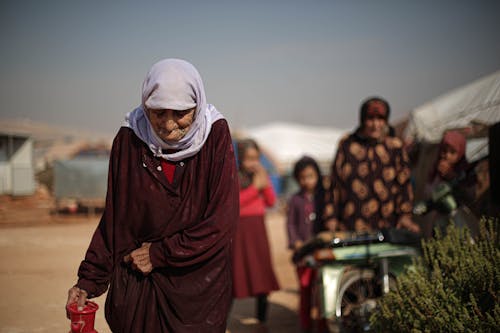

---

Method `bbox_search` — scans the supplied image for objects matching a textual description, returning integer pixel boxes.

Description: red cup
[66,301,99,333]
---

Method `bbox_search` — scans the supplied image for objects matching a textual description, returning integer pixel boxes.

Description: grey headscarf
[125,58,224,161]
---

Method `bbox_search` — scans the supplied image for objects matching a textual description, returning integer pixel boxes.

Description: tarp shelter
[402,70,500,206]
[54,157,109,208]
[0,132,35,195]
[244,122,347,175]
[404,70,500,162]
[242,122,347,197]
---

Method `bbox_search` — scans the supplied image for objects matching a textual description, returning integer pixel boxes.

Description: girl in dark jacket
[287,155,325,332]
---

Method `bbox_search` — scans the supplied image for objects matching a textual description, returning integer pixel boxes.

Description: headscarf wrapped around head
[125,58,223,161]
[359,97,390,125]
[441,130,466,161]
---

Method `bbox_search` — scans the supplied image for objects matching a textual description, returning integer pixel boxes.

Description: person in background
[232,138,280,323]
[66,58,239,332]
[422,130,477,237]
[287,155,326,332]
[325,96,420,234]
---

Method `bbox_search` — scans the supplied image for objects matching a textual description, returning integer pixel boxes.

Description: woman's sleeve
[149,122,240,268]
[454,174,477,204]
[327,140,346,222]
[76,218,112,298]
[239,178,275,208]
[239,184,261,207]
[395,146,414,218]
[76,132,122,298]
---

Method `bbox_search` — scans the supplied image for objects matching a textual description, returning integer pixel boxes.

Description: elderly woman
[66,59,239,332]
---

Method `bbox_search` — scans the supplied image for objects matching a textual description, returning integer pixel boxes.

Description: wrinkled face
[146,107,196,141]
[241,147,260,174]
[362,115,387,140]
[298,165,319,194]
[440,144,461,165]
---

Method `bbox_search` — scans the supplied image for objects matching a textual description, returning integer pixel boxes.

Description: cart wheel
[327,268,395,333]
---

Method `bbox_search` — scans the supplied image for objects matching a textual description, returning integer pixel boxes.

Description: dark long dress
[76,119,239,333]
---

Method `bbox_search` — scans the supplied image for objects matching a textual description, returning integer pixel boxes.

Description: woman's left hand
[66,286,88,318]
[124,242,153,275]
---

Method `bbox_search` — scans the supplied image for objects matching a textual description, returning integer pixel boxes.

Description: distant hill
[0,118,113,143]
[0,118,113,170]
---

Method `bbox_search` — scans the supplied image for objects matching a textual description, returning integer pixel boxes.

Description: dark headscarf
[442,130,466,161]
[429,130,469,182]
[359,96,391,125]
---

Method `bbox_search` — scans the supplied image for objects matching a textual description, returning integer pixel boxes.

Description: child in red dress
[232,138,280,322]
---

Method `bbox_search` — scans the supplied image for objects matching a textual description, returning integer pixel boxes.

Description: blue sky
[1,0,499,133]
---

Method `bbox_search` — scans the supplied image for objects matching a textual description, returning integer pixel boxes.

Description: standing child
[232,138,280,323]
[287,156,326,332]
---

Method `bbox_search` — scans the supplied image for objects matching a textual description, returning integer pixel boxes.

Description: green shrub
[370,218,500,333]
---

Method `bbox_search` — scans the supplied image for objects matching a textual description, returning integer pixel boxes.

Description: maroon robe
[76,119,239,333]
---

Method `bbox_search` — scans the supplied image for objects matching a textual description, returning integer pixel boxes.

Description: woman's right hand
[66,286,88,318]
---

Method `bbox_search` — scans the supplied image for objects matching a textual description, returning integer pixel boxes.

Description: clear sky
[1,0,499,134]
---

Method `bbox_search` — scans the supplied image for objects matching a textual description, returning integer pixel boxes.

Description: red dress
[232,182,280,298]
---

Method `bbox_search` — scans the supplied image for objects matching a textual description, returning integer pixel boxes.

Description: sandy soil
[0,194,301,333]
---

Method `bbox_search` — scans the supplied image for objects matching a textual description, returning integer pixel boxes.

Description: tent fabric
[54,157,108,200]
[244,122,347,174]
[465,137,489,163]
[404,70,500,143]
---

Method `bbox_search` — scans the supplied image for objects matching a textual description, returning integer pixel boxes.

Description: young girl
[287,156,325,332]
[232,138,280,322]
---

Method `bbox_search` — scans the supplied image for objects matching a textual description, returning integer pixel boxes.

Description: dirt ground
[0,193,301,333]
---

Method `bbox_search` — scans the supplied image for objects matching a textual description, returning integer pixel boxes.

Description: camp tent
[404,69,500,164]
[241,122,347,197]
[404,70,500,160]
[0,132,35,195]
[244,122,347,175]
[403,70,500,203]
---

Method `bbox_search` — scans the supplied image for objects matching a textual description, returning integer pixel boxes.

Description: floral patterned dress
[326,130,414,231]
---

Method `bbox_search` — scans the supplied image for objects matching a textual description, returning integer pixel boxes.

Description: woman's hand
[252,164,269,190]
[66,286,88,318]
[293,240,304,250]
[397,215,421,234]
[124,242,153,275]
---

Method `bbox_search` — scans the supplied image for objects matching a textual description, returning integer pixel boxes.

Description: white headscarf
[125,59,224,161]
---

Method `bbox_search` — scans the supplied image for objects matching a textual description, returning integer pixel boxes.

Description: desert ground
[0,192,301,333]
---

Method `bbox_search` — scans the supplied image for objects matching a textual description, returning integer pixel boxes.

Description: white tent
[404,70,500,143]
[243,122,348,174]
